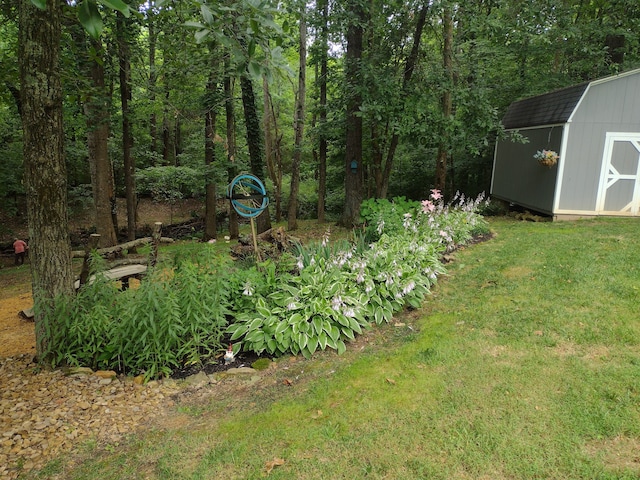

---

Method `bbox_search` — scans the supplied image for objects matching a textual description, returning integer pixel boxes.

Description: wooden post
[79,234,101,288]
[151,222,162,267]
[250,217,262,263]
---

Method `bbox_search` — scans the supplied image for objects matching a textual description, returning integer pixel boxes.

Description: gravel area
[0,355,182,479]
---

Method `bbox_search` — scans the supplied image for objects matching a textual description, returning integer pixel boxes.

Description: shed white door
[596,133,640,215]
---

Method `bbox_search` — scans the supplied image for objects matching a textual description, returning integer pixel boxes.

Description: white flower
[331,296,343,311]
[287,302,297,311]
[343,308,356,318]
[242,282,254,296]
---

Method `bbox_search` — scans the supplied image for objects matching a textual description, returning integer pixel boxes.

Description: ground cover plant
[33,216,640,480]
[40,191,488,379]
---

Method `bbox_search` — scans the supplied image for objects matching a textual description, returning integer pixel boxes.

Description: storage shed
[491,68,640,219]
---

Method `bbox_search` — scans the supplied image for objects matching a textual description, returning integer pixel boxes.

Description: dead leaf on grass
[311,410,323,419]
[386,378,396,385]
[265,458,285,474]
[282,378,293,386]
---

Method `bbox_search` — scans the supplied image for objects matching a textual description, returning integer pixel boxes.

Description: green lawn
[36,217,640,479]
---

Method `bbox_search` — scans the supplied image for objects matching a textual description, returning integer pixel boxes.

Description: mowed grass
[35,217,640,479]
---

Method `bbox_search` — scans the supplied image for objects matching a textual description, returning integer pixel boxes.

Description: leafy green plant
[360,196,420,242]
[227,258,368,358]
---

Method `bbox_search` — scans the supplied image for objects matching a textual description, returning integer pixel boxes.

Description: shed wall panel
[492,127,562,214]
[559,74,640,212]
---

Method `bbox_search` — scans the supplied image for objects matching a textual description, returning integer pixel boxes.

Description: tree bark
[204,50,219,241]
[435,5,453,192]
[224,69,240,239]
[84,36,118,247]
[288,9,307,231]
[263,77,283,222]
[19,0,74,359]
[240,74,271,233]
[341,0,365,227]
[148,6,158,161]
[117,11,137,242]
[316,0,328,223]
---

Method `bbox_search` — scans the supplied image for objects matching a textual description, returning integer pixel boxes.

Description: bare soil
[0,198,205,359]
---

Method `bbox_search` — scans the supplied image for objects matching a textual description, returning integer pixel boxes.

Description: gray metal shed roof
[502,82,589,129]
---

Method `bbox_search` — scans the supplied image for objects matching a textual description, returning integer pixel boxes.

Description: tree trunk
[204,50,219,241]
[316,0,328,223]
[224,70,239,239]
[84,37,118,247]
[435,5,453,192]
[162,86,173,164]
[240,74,271,233]
[117,11,137,242]
[288,9,307,231]
[263,77,283,222]
[148,7,158,161]
[19,0,74,359]
[341,1,365,227]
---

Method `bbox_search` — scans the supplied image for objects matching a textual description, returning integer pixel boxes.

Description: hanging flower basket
[534,150,559,167]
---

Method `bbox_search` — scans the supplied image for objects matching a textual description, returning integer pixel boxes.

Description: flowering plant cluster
[534,149,559,167]
[227,189,490,359]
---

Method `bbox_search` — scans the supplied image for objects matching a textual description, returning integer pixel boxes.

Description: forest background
[2,0,640,355]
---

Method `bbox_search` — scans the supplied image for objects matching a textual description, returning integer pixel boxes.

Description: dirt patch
[0,294,35,358]
[584,435,640,474]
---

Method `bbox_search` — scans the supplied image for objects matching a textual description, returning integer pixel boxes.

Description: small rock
[65,367,93,376]
[225,367,257,376]
[94,370,117,379]
[183,371,209,386]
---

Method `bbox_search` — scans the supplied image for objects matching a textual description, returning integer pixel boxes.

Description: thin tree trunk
[148,7,158,161]
[204,50,219,241]
[117,11,137,242]
[288,9,307,231]
[19,0,74,359]
[316,0,328,223]
[435,5,453,192]
[224,70,239,239]
[263,77,282,222]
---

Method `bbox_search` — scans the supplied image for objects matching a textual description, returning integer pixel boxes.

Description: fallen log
[71,236,174,258]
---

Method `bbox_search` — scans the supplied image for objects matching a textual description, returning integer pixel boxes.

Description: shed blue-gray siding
[492,68,640,218]
[557,73,640,213]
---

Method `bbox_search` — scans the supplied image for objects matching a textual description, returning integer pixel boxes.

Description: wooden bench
[73,263,148,290]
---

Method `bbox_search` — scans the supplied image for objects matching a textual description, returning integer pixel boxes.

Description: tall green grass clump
[43,250,232,379]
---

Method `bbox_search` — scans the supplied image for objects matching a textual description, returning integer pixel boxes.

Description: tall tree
[117,10,137,241]
[263,76,283,222]
[315,0,328,223]
[374,2,429,199]
[288,5,307,230]
[435,3,454,192]
[19,0,74,357]
[340,0,365,227]
[224,66,240,239]
[204,47,220,241]
[87,36,118,246]
[241,74,272,233]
